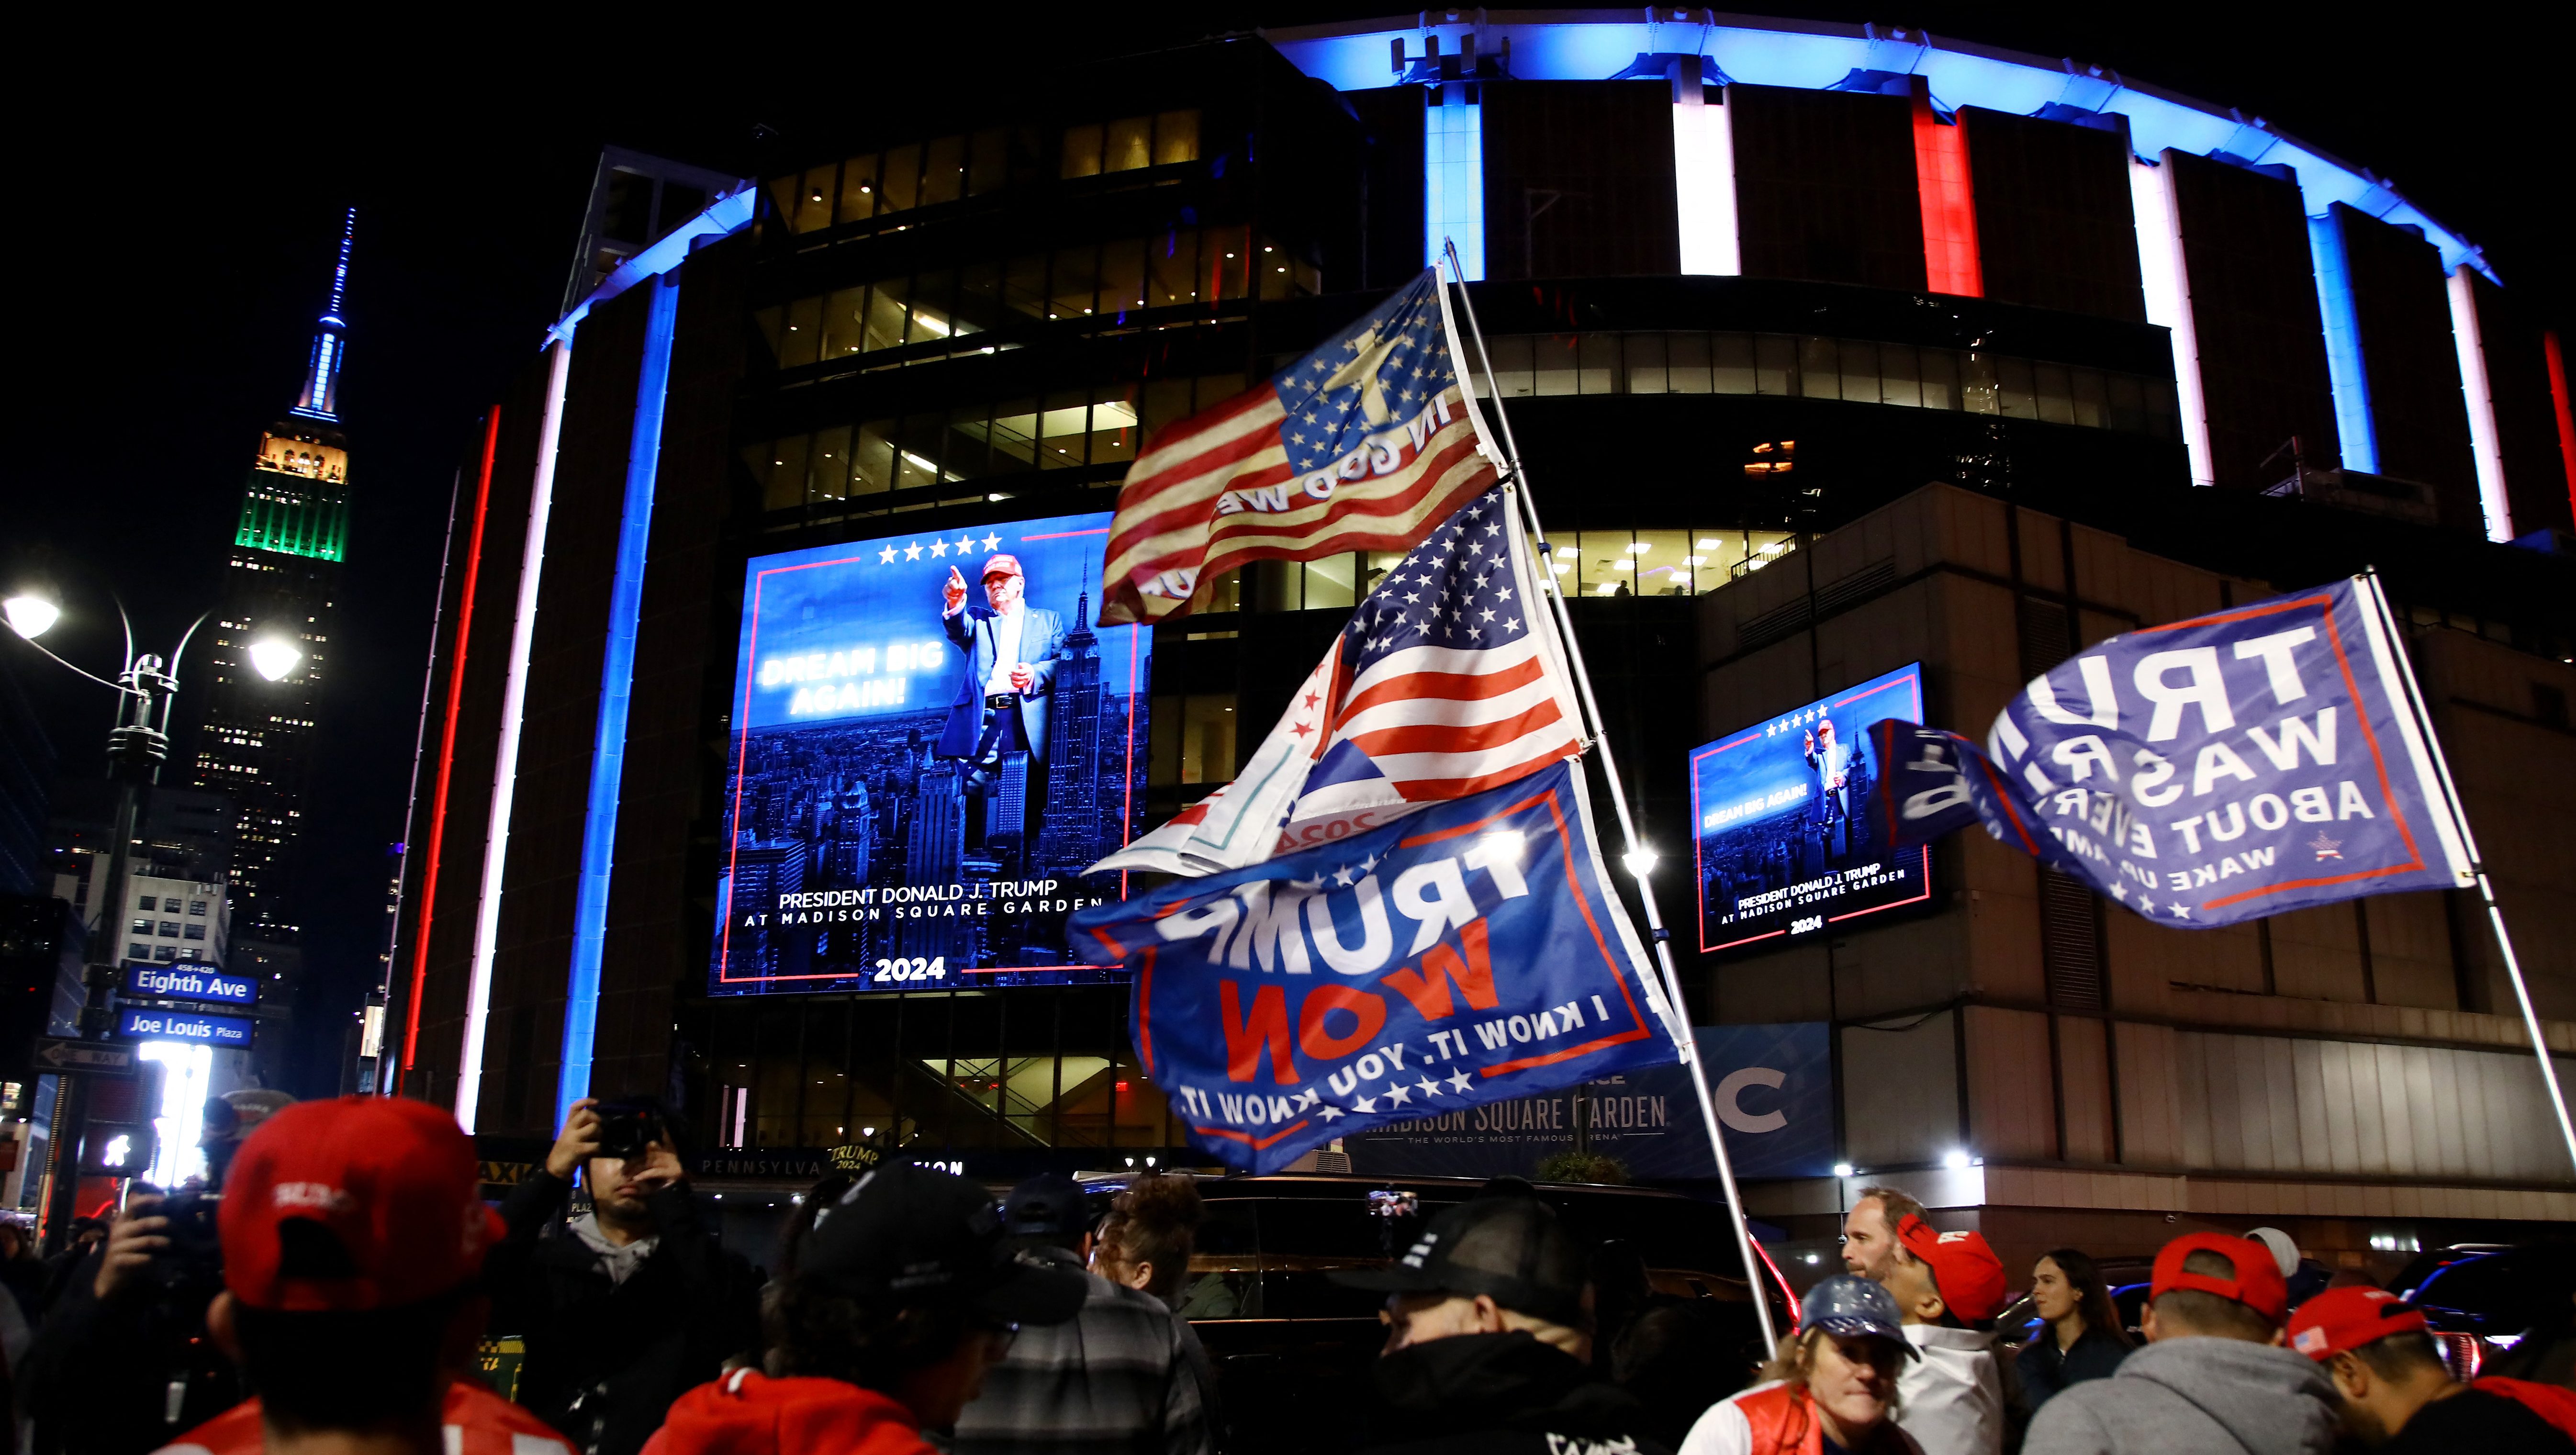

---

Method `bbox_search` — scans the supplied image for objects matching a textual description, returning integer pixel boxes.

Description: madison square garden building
[389,13,2576,1281]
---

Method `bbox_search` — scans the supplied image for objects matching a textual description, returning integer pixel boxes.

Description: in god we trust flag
[1869,575,2474,927]
[1096,269,1500,626]
[1070,758,1680,1174]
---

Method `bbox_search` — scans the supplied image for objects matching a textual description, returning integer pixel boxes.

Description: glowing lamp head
[4,594,60,640]
[1623,847,1659,879]
[248,638,302,683]
[1942,1149,1972,1170]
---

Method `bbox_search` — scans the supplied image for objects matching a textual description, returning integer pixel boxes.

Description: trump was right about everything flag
[1868,575,2474,927]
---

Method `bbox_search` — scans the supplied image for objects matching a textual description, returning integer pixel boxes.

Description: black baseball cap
[1002,1173,1090,1241]
[800,1163,1087,1326]
[1332,1195,1590,1329]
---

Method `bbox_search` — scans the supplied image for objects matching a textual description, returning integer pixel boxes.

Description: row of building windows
[1463,331,2180,436]
[754,226,1319,375]
[127,942,215,963]
[136,895,209,915]
[131,917,210,940]
[772,111,1204,236]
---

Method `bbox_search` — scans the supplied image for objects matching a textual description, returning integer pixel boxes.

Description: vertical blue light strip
[2307,210,2378,475]
[1424,86,1485,280]
[559,269,681,1125]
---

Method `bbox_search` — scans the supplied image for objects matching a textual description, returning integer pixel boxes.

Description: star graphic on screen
[956,535,976,556]
[982,532,1002,551]
[877,546,897,564]
[1447,1070,1472,1094]
[1382,1081,1411,1106]
[1317,1103,1344,1121]
[929,538,950,557]
[903,542,923,561]
[1415,1076,1444,1099]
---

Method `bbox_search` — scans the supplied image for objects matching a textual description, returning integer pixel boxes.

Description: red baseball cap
[2286,1286,2429,1360]
[1895,1215,2007,1321]
[220,1096,505,1312]
[2151,1232,2290,1325]
[981,554,1023,582]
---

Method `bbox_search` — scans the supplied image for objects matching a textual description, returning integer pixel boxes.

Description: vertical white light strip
[457,339,572,1131]
[1424,85,1485,280]
[2446,268,2515,543]
[1673,84,1741,275]
[2129,154,2216,487]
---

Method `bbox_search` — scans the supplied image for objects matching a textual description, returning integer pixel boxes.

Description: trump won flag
[1870,575,2474,927]
[1070,759,1680,1174]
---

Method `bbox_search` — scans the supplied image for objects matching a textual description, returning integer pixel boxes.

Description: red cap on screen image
[220,1095,504,1311]
[981,553,1023,582]
[1895,1214,2007,1321]
[2150,1232,2289,1325]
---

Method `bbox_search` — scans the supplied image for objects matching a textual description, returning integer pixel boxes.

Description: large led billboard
[1691,664,1932,953]
[711,512,1149,995]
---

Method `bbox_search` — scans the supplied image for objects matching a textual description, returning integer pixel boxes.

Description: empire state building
[193,210,356,997]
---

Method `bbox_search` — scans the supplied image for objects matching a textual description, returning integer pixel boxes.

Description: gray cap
[1799,1274,1919,1359]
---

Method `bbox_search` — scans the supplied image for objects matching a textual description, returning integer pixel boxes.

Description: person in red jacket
[1680,1275,1924,1455]
[153,1096,572,1455]
[2287,1285,2576,1452]
[644,1163,1087,1455]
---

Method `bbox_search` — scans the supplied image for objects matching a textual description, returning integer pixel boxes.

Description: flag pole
[2358,571,2576,1176]
[1437,241,1782,1353]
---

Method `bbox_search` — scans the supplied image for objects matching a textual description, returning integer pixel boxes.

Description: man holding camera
[487,1097,764,1455]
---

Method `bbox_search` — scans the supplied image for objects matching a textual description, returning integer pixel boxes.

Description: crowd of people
[0,1098,2571,1455]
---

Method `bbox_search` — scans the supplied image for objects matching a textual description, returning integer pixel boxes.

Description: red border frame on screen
[715,525,1139,985]
[1691,668,1933,954]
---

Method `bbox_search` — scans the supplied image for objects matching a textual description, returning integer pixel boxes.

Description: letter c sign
[1714,1066,1789,1134]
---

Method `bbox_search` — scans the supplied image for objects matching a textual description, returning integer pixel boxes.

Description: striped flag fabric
[1093,484,1586,877]
[1097,269,1499,626]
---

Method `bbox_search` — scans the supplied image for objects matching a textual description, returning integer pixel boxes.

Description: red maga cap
[1895,1215,2007,1322]
[981,554,1024,582]
[2150,1232,2290,1326]
[2286,1286,2429,1360]
[220,1096,504,1312]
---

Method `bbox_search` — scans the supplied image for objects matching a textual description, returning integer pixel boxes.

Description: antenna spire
[291,209,355,423]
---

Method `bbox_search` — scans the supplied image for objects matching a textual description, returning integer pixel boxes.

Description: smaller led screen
[711,511,1150,996]
[1690,664,1932,953]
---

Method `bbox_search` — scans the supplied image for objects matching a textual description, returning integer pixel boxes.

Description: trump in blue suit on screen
[937,553,1066,774]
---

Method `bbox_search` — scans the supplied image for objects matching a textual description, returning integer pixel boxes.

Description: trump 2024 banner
[1874,575,2473,926]
[1071,759,1680,1173]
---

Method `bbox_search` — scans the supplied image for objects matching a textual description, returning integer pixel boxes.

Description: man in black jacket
[486,1096,763,1455]
[1330,1194,1669,1455]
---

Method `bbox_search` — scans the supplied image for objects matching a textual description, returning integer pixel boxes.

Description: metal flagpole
[1437,241,1782,1353]
[2359,571,2576,1175]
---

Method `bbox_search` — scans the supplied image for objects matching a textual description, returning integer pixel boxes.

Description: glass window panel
[1039,391,1089,467]
[1140,379,1196,438]
[864,278,909,352]
[1998,357,2039,419]
[1878,343,1920,407]
[1100,237,1148,316]
[1091,386,1141,466]
[1245,560,1298,613]
[1921,348,1960,410]
[770,435,811,509]
[907,271,956,346]
[1840,338,1880,404]
[1302,554,1357,611]
[1004,253,1048,318]
[1578,334,1620,394]
[986,398,1041,471]
[752,305,784,363]
[1692,530,1749,582]
[943,403,993,478]
[1049,244,1099,319]
[852,424,896,494]
[838,154,879,223]
[1675,333,1721,394]
[1184,694,1237,783]
[794,166,835,234]
[895,417,945,489]
[1960,352,2000,414]
[1633,529,1692,595]
[741,443,776,503]
[1147,228,1198,306]
[821,286,868,360]
[1624,333,1668,394]
[878,144,921,212]
[765,175,802,230]
[1154,110,1201,165]
[1061,123,1104,178]
[1360,551,1406,597]
[967,128,1008,196]
[809,425,852,501]
[1797,337,1839,400]
[780,296,824,369]
[1291,257,1322,296]
[1257,242,1294,300]
[954,262,1000,335]
[2144,378,2177,434]
[1194,374,1245,410]
[2032,362,2074,425]
[1210,231,1251,301]
[2069,368,2108,428]
[1487,335,1536,397]
[1533,335,1580,396]
[2106,373,2145,432]
[1754,335,1794,395]
[1106,115,1152,172]
[1578,528,1635,598]
[921,135,965,206]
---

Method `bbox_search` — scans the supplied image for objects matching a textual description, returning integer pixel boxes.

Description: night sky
[6,10,2565,1095]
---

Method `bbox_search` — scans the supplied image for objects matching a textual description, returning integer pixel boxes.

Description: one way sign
[32,1038,134,1075]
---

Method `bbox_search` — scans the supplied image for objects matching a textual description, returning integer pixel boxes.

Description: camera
[146,1187,225,1300]
[594,1103,665,1161]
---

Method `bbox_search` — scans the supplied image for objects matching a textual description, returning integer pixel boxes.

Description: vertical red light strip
[1913,96,1982,297]
[2546,329,2576,534]
[401,407,500,1072]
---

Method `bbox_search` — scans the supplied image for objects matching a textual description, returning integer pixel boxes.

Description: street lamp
[3,593,60,640]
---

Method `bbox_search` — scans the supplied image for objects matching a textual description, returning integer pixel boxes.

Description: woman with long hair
[1679,1275,1922,1454]
[1090,1173,1222,1442]
[2016,1248,2133,1410]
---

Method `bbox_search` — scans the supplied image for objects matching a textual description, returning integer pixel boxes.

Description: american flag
[1092,486,1586,877]
[1096,269,1499,626]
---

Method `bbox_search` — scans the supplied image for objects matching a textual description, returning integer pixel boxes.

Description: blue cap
[1799,1274,1919,1359]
